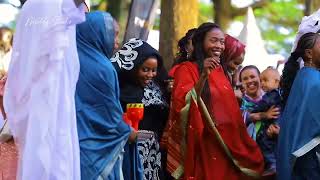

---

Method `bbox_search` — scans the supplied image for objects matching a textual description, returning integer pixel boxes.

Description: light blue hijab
[75,11,142,180]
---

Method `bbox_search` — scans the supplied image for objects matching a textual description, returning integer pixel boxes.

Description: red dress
[0,140,18,180]
[163,62,264,180]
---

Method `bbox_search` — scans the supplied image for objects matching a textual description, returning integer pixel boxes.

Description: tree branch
[231,0,269,17]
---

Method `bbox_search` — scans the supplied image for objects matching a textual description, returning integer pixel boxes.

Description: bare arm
[249,106,280,122]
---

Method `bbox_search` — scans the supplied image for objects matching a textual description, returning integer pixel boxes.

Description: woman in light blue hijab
[75,11,143,180]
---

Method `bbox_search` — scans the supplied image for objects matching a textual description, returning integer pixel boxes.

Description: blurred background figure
[0,75,18,180]
[0,27,13,75]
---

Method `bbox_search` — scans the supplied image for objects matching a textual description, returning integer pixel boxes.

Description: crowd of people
[0,0,320,180]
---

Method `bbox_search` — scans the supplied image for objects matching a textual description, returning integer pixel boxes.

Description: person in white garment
[3,0,86,179]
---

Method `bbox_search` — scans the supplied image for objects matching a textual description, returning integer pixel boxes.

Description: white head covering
[4,0,85,179]
[291,9,320,68]
[84,0,90,11]
[292,9,320,52]
[77,0,90,12]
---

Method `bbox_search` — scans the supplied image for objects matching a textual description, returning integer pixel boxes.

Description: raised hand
[266,124,280,138]
[201,56,220,78]
[263,106,280,120]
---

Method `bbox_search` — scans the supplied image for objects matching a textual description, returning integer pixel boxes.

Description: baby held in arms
[251,67,282,175]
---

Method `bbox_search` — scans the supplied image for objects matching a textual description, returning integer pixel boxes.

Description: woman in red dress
[162,22,264,180]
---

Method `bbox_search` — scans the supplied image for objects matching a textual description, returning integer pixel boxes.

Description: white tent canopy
[238,7,284,72]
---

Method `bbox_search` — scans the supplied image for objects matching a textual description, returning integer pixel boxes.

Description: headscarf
[222,34,245,85]
[292,9,320,52]
[84,0,91,11]
[4,0,85,179]
[292,9,320,68]
[75,11,132,179]
[223,34,246,64]
[111,38,163,104]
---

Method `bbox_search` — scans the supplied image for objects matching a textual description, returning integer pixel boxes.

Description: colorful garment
[75,12,143,180]
[241,94,263,140]
[278,67,320,179]
[111,38,166,180]
[163,62,264,179]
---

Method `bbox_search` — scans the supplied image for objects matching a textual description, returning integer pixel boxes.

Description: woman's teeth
[212,51,221,56]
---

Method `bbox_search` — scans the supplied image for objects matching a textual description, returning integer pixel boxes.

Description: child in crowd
[252,67,281,175]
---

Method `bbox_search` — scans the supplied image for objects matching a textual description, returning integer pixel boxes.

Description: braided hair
[173,28,197,66]
[281,32,319,107]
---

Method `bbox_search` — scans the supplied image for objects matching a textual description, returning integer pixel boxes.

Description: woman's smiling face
[240,68,261,98]
[137,57,158,87]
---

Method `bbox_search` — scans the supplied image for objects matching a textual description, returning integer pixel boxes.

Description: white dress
[3,0,85,179]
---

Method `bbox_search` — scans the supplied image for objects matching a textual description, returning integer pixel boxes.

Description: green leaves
[254,0,304,54]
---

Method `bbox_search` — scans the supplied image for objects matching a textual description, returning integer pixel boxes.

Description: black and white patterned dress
[111,38,169,179]
[137,80,169,180]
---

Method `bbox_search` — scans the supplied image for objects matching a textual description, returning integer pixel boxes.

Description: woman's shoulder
[173,61,198,73]
[297,67,320,87]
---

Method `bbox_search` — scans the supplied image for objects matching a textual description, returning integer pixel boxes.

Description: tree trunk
[304,0,320,15]
[304,0,312,15]
[213,0,233,31]
[159,0,198,69]
[311,0,320,13]
[212,0,268,31]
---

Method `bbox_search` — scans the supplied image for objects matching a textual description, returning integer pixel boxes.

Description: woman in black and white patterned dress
[111,38,170,180]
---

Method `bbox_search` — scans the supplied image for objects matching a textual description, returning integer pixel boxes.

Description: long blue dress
[278,67,320,179]
[75,11,143,180]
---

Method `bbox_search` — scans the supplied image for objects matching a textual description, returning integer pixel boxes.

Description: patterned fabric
[142,81,168,107]
[241,95,263,140]
[112,38,165,180]
[111,38,144,71]
[111,38,163,104]
[137,131,161,180]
